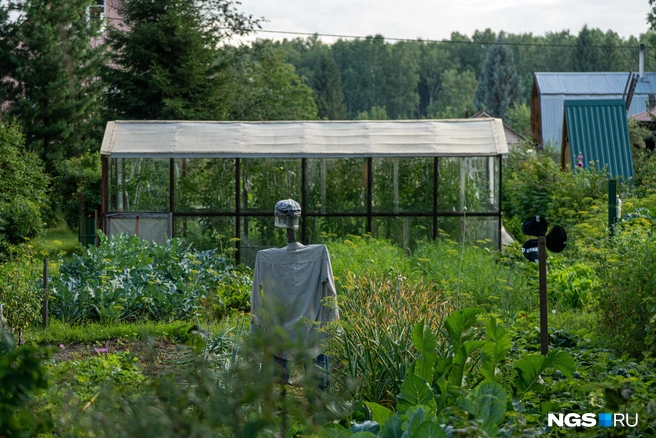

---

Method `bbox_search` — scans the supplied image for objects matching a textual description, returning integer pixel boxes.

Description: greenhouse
[99,120,508,265]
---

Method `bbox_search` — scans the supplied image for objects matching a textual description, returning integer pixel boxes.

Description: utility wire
[255,28,655,49]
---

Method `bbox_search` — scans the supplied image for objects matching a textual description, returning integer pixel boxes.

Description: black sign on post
[521,239,539,263]
[521,216,568,355]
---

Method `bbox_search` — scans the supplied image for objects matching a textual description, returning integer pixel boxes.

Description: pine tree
[104,0,257,121]
[475,36,524,120]
[7,0,107,172]
[313,53,346,120]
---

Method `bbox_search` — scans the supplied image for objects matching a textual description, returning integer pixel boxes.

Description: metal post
[42,258,48,329]
[498,155,503,251]
[366,157,373,234]
[94,210,99,247]
[235,158,241,264]
[101,156,108,234]
[301,158,307,244]
[169,158,175,215]
[538,235,548,355]
[433,157,438,239]
[608,179,617,236]
[135,216,140,237]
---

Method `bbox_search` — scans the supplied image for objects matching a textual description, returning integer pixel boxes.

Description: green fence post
[608,179,617,236]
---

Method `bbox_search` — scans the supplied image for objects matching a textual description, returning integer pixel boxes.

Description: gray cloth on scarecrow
[249,242,339,360]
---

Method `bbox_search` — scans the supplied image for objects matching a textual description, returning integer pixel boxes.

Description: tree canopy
[3,0,107,173]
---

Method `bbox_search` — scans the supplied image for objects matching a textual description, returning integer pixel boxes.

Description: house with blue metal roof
[531,72,656,149]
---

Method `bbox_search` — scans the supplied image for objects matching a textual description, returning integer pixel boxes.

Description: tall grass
[328,270,451,406]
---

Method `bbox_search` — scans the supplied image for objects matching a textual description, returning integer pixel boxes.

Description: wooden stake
[42,258,48,329]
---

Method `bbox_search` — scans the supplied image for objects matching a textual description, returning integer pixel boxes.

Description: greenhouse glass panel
[372,216,433,249]
[306,159,367,213]
[438,157,499,213]
[240,159,302,213]
[305,217,367,243]
[174,159,235,212]
[174,216,235,254]
[109,158,169,212]
[372,158,433,213]
[437,216,500,249]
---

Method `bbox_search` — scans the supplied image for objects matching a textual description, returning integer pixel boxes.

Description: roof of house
[563,99,634,179]
[471,110,526,143]
[100,119,509,158]
[534,72,656,148]
[631,107,656,123]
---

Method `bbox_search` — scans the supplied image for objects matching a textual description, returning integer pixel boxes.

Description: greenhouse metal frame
[100,120,508,264]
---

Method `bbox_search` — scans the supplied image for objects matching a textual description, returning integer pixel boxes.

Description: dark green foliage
[0,118,50,253]
[225,41,318,121]
[313,52,347,120]
[505,103,532,139]
[54,152,102,232]
[428,69,478,118]
[104,0,257,120]
[0,248,44,333]
[598,228,656,359]
[571,25,606,72]
[0,328,51,437]
[7,0,107,172]
[51,233,252,322]
[475,36,524,119]
[502,146,608,228]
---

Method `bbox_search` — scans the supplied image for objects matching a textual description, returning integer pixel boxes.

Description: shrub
[503,147,608,230]
[0,118,50,254]
[597,226,656,359]
[54,152,102,233]
[0,247,43,334]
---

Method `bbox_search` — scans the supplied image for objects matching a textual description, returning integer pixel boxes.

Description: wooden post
[42,258,48,329]
[135,215,140,237]
[94,210,99,247]
[538,236,548,355]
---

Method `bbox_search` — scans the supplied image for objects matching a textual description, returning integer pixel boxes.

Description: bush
[54,152,102,233]
[0,247,43,333]
[503,146,608,231]
[51,233,252,323]
[597,227,656,359]
[0,118,50,254]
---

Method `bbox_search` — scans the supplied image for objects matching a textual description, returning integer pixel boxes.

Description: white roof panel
[100,120,508,158]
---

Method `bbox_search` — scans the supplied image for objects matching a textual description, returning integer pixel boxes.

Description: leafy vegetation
[51,233,252,323]
[0,118,50,254]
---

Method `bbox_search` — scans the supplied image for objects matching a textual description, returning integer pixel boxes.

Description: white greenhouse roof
[100,120,508,158]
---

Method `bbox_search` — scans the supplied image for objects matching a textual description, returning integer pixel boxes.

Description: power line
[255,29,654,49]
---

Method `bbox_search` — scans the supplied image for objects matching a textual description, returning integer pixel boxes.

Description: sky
[235,0,653,43]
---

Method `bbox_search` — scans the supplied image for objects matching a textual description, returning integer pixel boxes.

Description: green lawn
[32,214,79,257]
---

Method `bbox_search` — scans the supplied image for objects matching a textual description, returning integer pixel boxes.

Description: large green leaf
[480,317,511,382]
[448,340,485,388]
[476,382,508,426]
[381,415,404,438]
[364,402,394,424]
[444,308,484,352]
[410,421,447,438]
[514,350,575,395]
[412,319,438,384]
[397,374,436,412]
[351,433,377,438]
